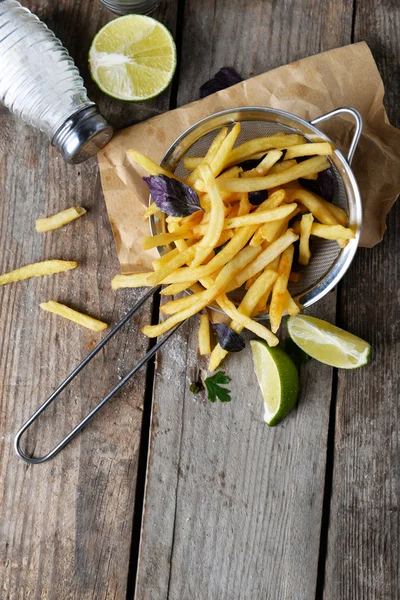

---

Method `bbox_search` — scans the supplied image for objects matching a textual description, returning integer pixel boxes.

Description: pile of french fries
[113,124,355,371]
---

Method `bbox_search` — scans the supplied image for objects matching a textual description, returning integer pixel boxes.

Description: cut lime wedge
[288,315,371,369]
[89,15,177,101]
[250,340,299,426]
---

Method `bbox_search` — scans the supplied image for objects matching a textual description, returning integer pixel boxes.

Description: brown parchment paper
[98,42,400,274]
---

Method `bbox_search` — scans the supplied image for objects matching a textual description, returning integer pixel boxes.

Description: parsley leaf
[204,371,231,403]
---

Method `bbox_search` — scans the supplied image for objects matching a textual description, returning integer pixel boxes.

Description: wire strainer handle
[310,107,362,165]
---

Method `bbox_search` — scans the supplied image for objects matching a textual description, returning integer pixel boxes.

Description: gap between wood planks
[125,0,187,597]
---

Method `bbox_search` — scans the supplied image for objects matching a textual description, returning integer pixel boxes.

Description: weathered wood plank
[324,1,400,597]
[137,1,352,598]
[0,1,179,598]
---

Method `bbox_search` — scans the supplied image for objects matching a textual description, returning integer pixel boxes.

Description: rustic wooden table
[0,1,399,598]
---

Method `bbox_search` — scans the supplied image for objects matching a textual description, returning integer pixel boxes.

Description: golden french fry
[198,313,211,355]
[127,149,184,182]
[227,229,299,291]
[245,273,258,289]
[268,159,297,174]
[285,188,339,225]
[36,207,86,232]
[186,127,228,185]
[208,269,278,370]
[143,202,161,218]
[216,295,279,346]
[148,245,197,286]
[218,166,243,179]
[302,172,318,181]
[225,202,297,229]
[269,245,295,333]
[284,142,333,160]
[142,229,198,250]
[299,213,314,266]
[40,300,108,332]
[112,273,152,290]
[286,292,301,316]
[184,156,202,170]
[260,206,298,243]
[209,123,241,177]
[160,281,197,295]
[152,247,180,270]
[249,227,265,247]
[292,221,355,240]
[190,163,225,268]
[241,150,283,177]
[196,156,330,193]
[237,193,251,217]
[225,134,305,167]
[142,245,260,338]
[0,260,77,287]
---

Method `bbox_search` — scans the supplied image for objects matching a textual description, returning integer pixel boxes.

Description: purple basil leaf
[212,323,246,352]
[249,189,268,205]
[143,175,203,217]
[199,67,242,99]
[298,168,335,203]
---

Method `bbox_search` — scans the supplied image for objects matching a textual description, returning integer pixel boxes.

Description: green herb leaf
[204,371,231,403]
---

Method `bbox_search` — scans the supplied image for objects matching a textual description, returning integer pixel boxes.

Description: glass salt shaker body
[0,0,113,163]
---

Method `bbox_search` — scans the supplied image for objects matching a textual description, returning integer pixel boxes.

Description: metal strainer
[14,106,362,464]
[152,106,362,316]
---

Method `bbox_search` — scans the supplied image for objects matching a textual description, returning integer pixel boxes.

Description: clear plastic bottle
[0,0,113,163]
[99,0,160,16]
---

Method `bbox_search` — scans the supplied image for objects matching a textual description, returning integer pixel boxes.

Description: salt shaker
[0,0,113,164]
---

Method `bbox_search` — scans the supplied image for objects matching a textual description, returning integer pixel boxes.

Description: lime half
[288,315,371,369]
[250,340,299,426]
[89,15,177,101]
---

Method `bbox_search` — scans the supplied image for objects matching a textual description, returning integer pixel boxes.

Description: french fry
[226,229,299,291]
[284,142,333,160]
[186,127,228,185]
[225,203,297,229]
[127,150,184,182]
[40,300,108,332]
[198,313,211,355]
[152,247,180,270]
[142,228,198,250]
[299,213,314,265]
[268,159,297,174]
[286,292,301,316]
[208,269,278,370]
[0,260,77,287]
[260,207,298,243]
[184,156,202,170]
[196,156,330,193]
[215,295,278,346]
[218,166,243,179]
[237,193,251,217]
[142,245,260,337]
[241,150,283,177]
[190,163,225,268]
[160,281,197,295]
[285,188,340,226]
[209,123,241,177]
[224,133,305,167]
[253,259,281,314]
[36,207,86,232]
[144,202,161,218]
[291,221,355,240]
[245,273,258,289]
[249,227,265,247]
[112,273,152,290]
[269,245,295,333]
[148,245,197,286]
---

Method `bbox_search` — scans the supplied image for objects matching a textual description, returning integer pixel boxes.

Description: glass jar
[99,0,160,15]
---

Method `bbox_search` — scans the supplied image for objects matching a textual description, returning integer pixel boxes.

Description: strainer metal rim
[150,106,362,318]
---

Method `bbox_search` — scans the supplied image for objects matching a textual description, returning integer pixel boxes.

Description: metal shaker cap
[52,106,114,164]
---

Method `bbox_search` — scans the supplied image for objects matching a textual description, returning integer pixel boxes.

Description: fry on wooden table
[40,300,108,332]
[35,207,86,232]
[0,260,77,286]
[198,313,211,355]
